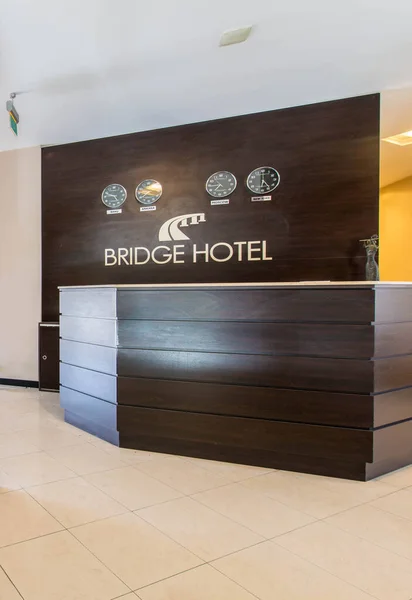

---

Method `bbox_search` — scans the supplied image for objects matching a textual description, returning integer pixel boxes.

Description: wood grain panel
[42,94,379,321]
[118,348,374,393]
[120,432,370,479]
[60,363,117,403]
[375,287,412,323]
[60,386,118,434]
[117,377,373,427]
[374,322,412,357]
[373,419,412,462]
[60,316,116,347]
[117,320,374,357]
[117,406,373,461]
[116,288,375,323]
[60,288,116,318]
[374,388,412,427]
[374,355,412,393]
[60,339,117,374]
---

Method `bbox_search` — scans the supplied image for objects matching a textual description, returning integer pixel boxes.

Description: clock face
[247,167,280,194]
[206,171,237,198]
[101,184,127,208]
[135,179,162,205]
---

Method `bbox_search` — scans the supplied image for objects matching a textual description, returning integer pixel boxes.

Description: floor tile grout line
[318,503,412,565]
[237,476,406,521]
[188,486,319,538]
[65,527,134,593]
[269,531,394,600]
[0,564,24,599]
[207,562,262,600]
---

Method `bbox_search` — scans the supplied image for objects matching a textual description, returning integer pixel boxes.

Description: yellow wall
[380,175,412,281]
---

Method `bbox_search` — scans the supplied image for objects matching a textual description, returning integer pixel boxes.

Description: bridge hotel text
[104,240,273,266]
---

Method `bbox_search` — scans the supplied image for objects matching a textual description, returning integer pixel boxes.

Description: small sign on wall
[210,199,230,206]
[140,206,157,212]
[251,195,272,202]
[106,209,122,215]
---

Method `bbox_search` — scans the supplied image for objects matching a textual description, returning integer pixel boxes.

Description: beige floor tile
[377,466,412,489]
[183,456,273,481]
[241,470,395,518]
[0,431,39,459]
[71,513,202,590]
[327,504,412,561]
[16,425,84,451]
[47,442,128,475]
[0,489,62,547]
[0,469,20,494]
[115,595,138,600]
[0,451,75,487]
[0,566,22,600]
[371,489,412,521]
[85,466,182,510]
[27,476,127,527]
[193,482,314,537]
[135,456,233,494]
[137,564,256,600]
[89,437,157,464]
[137,497,263,561]
[213,540,374,600]
[0,531,128,600]
[276,520,412,600]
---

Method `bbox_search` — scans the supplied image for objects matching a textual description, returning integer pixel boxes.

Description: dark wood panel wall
[42,94,380,321]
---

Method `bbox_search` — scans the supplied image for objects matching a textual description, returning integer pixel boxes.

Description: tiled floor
[0,388,412,599]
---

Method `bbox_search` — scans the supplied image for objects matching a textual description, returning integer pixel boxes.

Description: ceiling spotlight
[219,26,252,47]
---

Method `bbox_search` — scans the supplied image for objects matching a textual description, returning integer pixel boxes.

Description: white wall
[0,147,41,381]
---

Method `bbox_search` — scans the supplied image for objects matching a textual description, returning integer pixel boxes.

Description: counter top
[59,281,412,290]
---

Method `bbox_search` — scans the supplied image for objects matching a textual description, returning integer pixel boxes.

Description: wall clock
[247,167,280,194]
[135,179,162,205]
[101,184,127,208]
[206,171,237,198]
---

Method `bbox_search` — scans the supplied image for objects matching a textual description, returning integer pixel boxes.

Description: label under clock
[251,195,272,202]
[210,199,230,206]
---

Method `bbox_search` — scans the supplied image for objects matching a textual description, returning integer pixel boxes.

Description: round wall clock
[135,179,162,205]
[206,171,237,198]
[247,167,280,194]
[101,184,127,208]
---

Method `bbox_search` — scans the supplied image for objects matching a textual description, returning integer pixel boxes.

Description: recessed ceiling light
[382,130,412,146]
[219,26,252,47]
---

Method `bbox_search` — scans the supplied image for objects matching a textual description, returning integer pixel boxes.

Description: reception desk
[59,282,412,481]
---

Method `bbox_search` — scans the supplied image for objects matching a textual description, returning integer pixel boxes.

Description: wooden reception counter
[59,282,412,481]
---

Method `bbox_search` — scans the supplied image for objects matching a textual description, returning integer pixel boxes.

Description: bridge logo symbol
[158,213,206,242]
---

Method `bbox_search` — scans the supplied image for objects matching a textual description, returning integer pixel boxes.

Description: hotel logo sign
[104,213,272,266]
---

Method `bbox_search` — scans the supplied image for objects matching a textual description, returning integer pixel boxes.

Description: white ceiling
[1,0,412,186]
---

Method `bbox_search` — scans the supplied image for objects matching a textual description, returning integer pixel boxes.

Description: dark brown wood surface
[43,94,380,321]
[117,377,374,427]
[116,319,374,357]
[38,325,60,391]
[117,348,375,393]
[116,288,376,322]
[117,406,373,461]
[58,282,412,481]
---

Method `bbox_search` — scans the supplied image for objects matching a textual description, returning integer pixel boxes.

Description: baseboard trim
[0,378,38,389]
